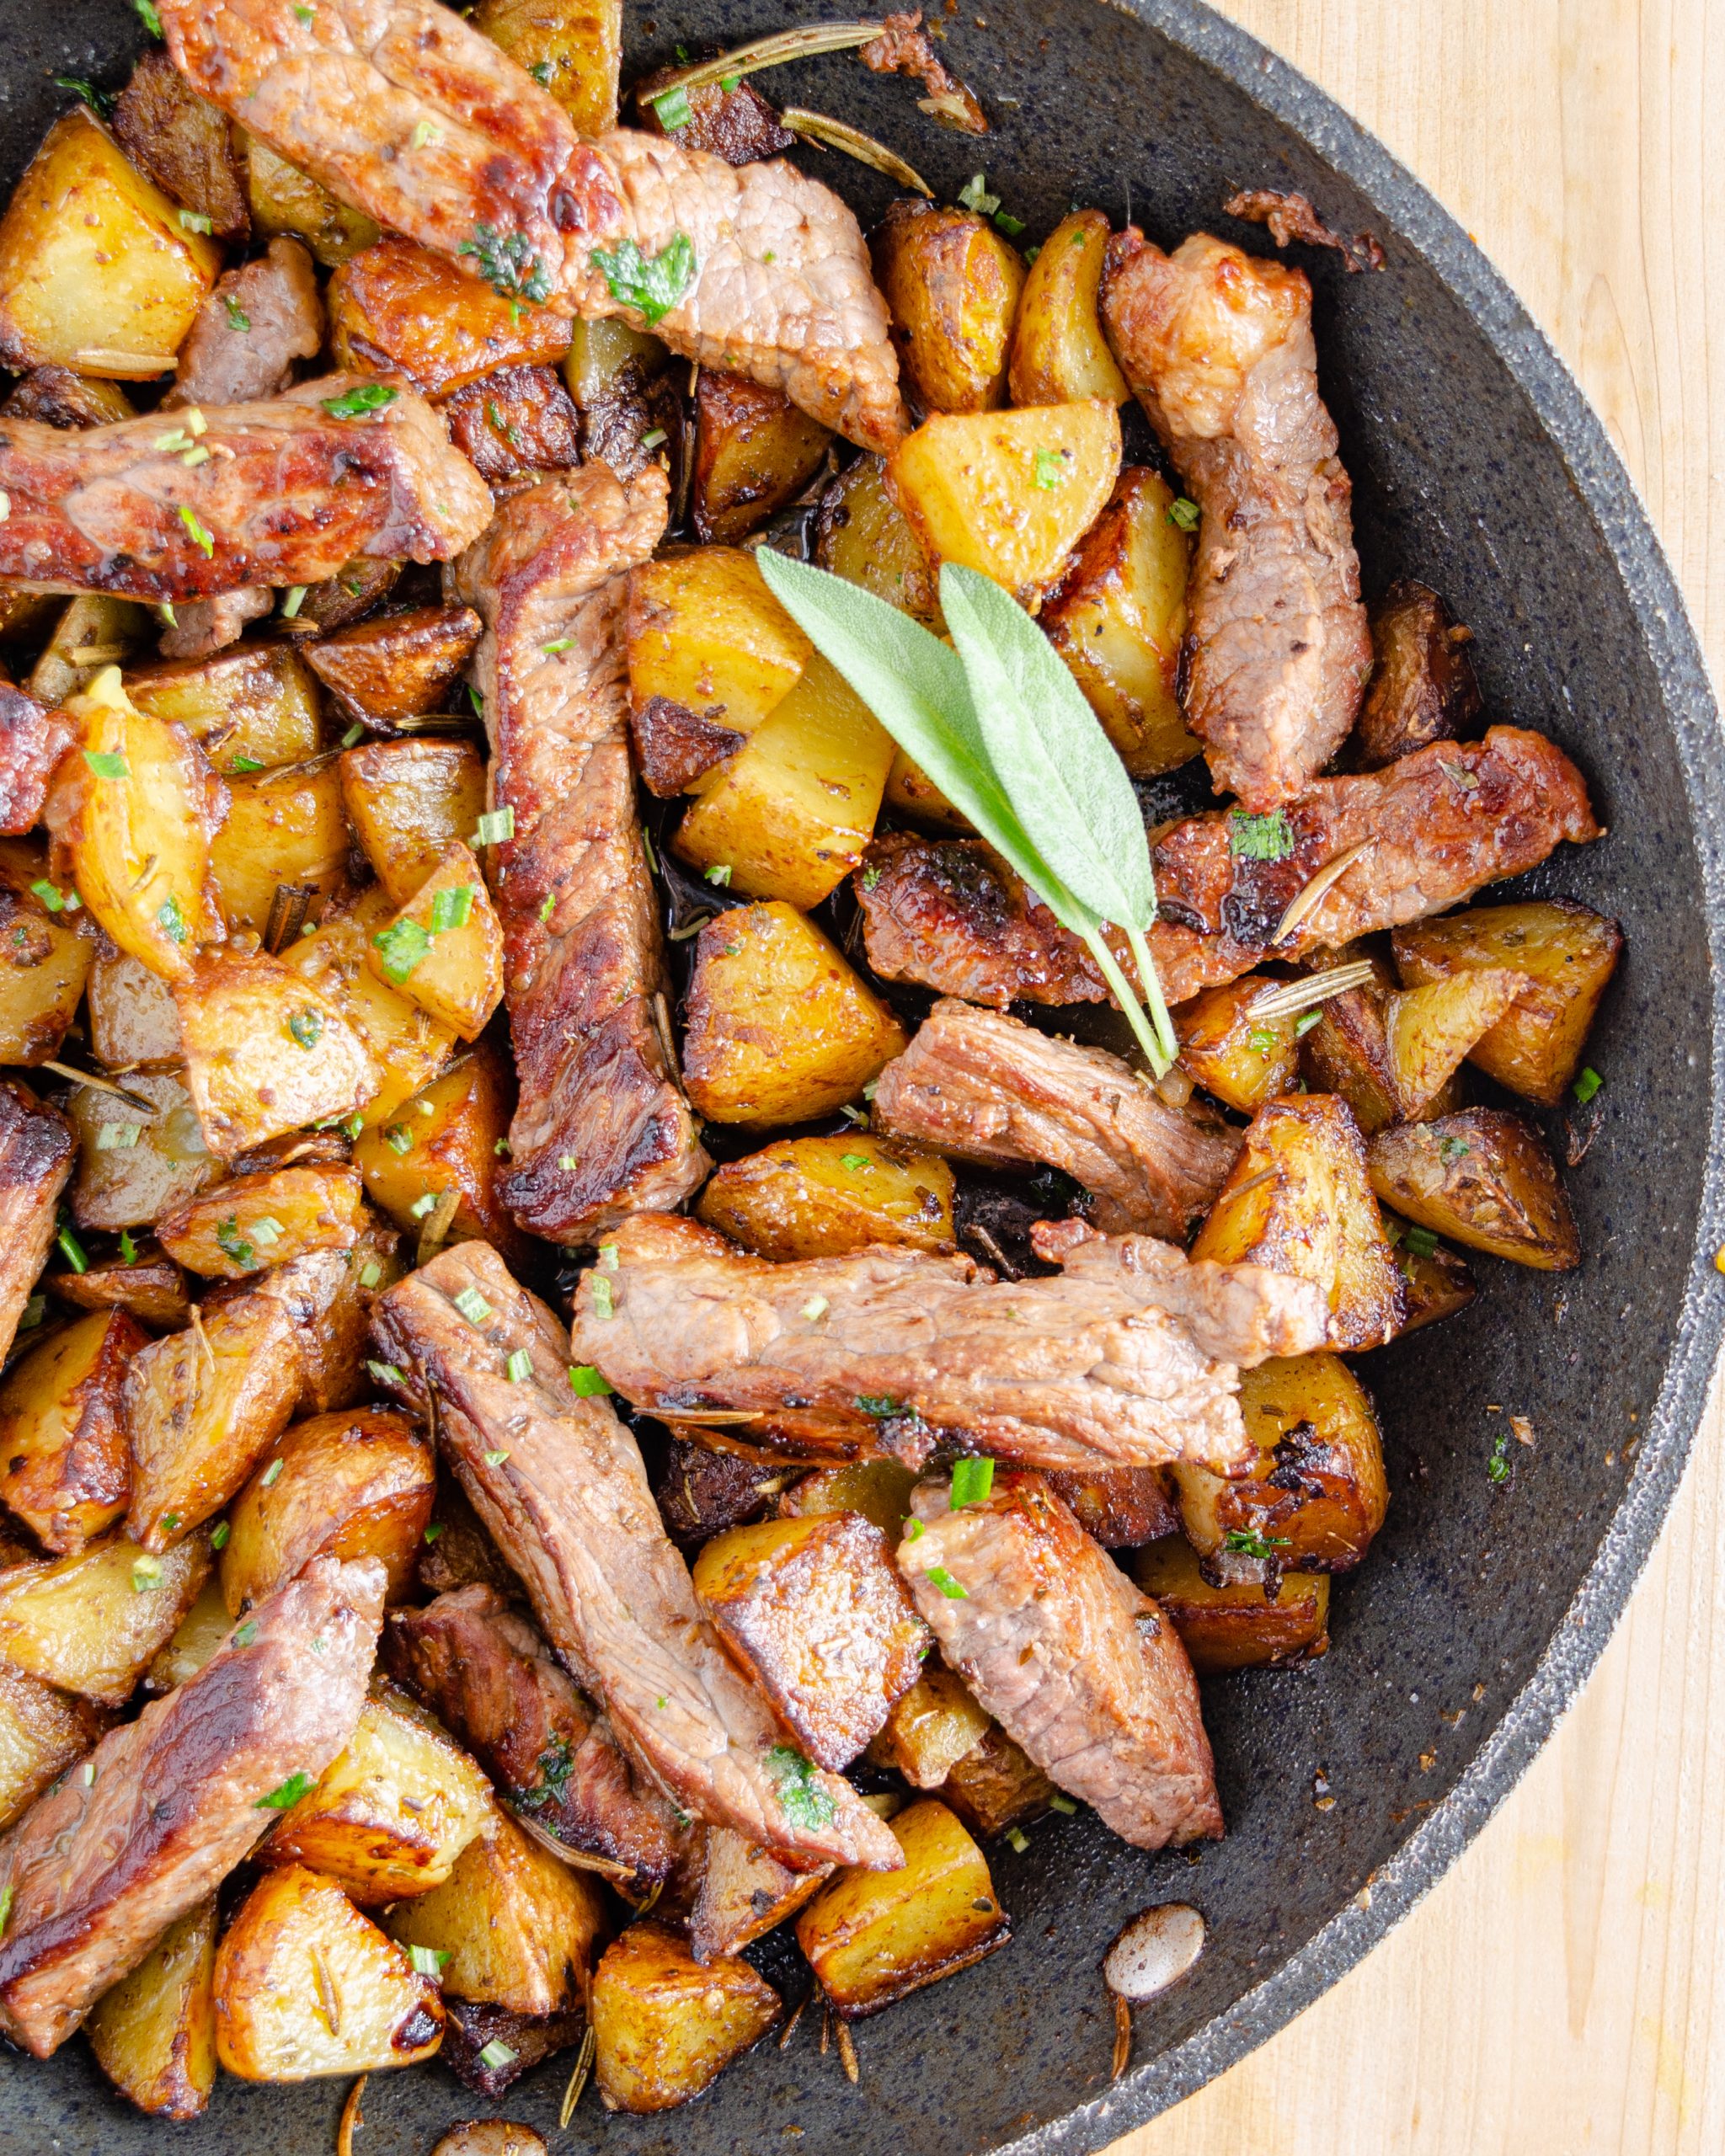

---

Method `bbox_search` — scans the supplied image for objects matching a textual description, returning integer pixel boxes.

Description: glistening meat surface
[451,466,708,1244]
[370,1242,900,1872]
[0,1082,73,1363]
[857,727,1600,1010]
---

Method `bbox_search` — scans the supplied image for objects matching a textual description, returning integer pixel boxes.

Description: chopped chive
[948,1456,995,1508]
[569,1364,611,1396]
[453,1287,493,1325]
[235,1620,259,1647]
[56,1224,88,1274]
[83,750,128,780]
[472,808,515,846]
[280,585,307,620]
[179,505,215,557]
[430,883,475,934]
[925,1565,969,1599]
[483,1449,510,1467]
[211,1519,230,1550]
[505,1349,532,1382]
[131,1555,163,1591]
[260,1459,283,1487]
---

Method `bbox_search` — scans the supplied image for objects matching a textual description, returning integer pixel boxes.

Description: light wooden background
[1111,4,1725,2153]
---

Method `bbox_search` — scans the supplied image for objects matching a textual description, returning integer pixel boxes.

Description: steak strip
[0,1081,74,1362]
[857,726,1601,1011]
[451,466,708,1243]
[371,1243,901,1872]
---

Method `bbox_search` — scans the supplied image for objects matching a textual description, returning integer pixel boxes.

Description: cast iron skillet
[3,3,1722,2150]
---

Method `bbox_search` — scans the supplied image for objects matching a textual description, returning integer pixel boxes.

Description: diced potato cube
[243,137,380,268]
[29,595,153,707]
[363,842,505,1040]
[0,842,97,1066]
[0,1662,111,1830]
[1367,1108,1579,1270]
[1134,1534,1330,1674]
[143,1573,232,1694]
[1007,210,1130,407]
[86,1898,218,2121]
[1298,963,1400,1135]
[349,1044,520,1257]
[126,643,323,775]
[0,1529,209,1705]
[155,1164,367,1279]
[1175,974,1304,1114]
[308,605,483,731]
[939,1725,1056,1838]
[627,547,812,739]
[1390,1228,1477,1335]
[249,1219,406,1419]
[873,201,1027,414]
[692,370,833,544]
[329,234,571,395]
[210,760,351,939]
[67,1073,224,1234]
[697,1132,955,1261]
[590,1919,781,2113]
[174,950,379,1156]
[815,453,943,627]
[0,1308,143,1555]
[46,1243,190,1330]
[1383,967,1525,1118]
[86,951,181,1070]
[777,1459,920,1540]
[689,1831,830,1965]
[868,1663,991,1789]
[474,0,623,135]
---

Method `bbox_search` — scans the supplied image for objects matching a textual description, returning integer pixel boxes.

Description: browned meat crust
[161,0,908,451]
[0,688,74,836]
[164,238,325,411]
[569,1212,1325,1474]
[1103,229,1373,807]
[857,727,1600,1010]
[859,11,988,134]
[1223,189,1385,274]
[441,366,583,486]
[0,1553,383,2057]
[158,585,273,660]
[634,70,796,164]
[371,1244,901,1872]
[385,1585,677,1893]
[628,695,744,798]
[899,1475,1221,1849]
[0,379,492,602]
[111,47,249,241]
[1355,578,1482,769]
[451,467,708,1244]
[873,999,1240,1238]
[0,1082,74,1363]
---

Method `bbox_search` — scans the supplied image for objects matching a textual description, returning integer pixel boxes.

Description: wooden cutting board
[1109,6,1725,2152]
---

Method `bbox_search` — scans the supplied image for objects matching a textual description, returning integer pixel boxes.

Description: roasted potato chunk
[1355,579,1482,769]
[442,363,584,483]
[86,949,186,1070]
[682,902,910,1127]
[1007,210,1130,407]
[0,1308,143,1554]
[1391,900,1623,1107]
[243,137,378,266]
[796,1797,1007,2017]
[1041,467,1199,775]
[627,547,812,740]
[692,371,833,543]
[126,641,324,776]
[282,887,458,1129]
[874,201,1026,414]
[174,951,379,1156]
[653,1438,789,1549]
[1298,964,1399,1135]
[473,0,622,135]
[0,1529,208,1705]
[67,1074,224,1234]
[868,1662,991,1788]
[1169,1351,1389,1574]
[778,1458,921,1540]
[441,1999,585,2099]
[590,1919,781,2114]
[0,1661,110,1829]
[1382,967,1524,1117]
[1191,1094,1403,1350]
[242,1220,405,1417]
[222,1406,434,1614]
[1134,1534,1330,1673]
[889,400,1122,594]
[0,844,97,1066]
[2,366,136,429]
[697,1133,955,1262]
[1367,1108,1579,1269]
[310,606,484,734]
[0,108,220,376]
[939,1724,1056,1839]
[210,758,350,939]
[815,452,943,626]
[46,1244,191,1331]
[330,234,571,394]
[29,595,152,707]
[86,1897,218,2121]
[143,1572,232,1694]
[216,1865,444,2079]
[1175,974,1304,1113]
[364,841,505,1041]
[350,1046,520,1257]
[563,315,677,480]
[339,740,487,905]
[155,1164,367,1279]
[1389,1225,1477,1335]
[670,655,895,910]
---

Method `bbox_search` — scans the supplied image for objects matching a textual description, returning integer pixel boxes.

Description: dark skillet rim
[1001,1,1725,2148]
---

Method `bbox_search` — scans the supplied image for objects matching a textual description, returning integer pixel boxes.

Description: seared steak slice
[873,999,1240,1238]
[165,237,325,410]
[385,1585,678,1894]
[1102,229,1371,808]
[899,1476,1221,1849]
[452,467,708,1243]
[0,1082,73,1363]
[0,1553,382,2057]
[569,1213,1326,1473]
[858,728,1600,1010]
[0,687,73,835]
[0,380,491,601]
[158,585,272,660]
[161,0,907,451]
[371,1244,900,1872]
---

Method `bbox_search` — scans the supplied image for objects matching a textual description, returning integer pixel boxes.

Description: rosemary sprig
[640,21,886,100]
[780,109,932,195]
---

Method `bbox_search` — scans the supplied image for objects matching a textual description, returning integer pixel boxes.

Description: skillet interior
[2,1,1722,2150]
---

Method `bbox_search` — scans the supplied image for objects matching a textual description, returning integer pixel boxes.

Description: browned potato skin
[0,1529,210,1705]
[1039,1465,1177,1550]
[1367,1108,1580,1270]
[696,1134,955,1261]
[938,1725,1056,1838]
[1175,975,1303,1114]
[47,1246,191,1331]
[126,641,323,776]
[590,1919,781,2113]
[310,606,484,732]
[777,1458,919,1541]
[1299,968,1400,1135]
[241,1219,405,1418]
[814,454,943,626]
[1355,579,1482,770]
[2,367,135,429]
[1133,1535,1330,1674]
[67,1075,225,1234]
[692,371,834,544]
[867,1663,991,1788]
[0,1661,112,1830]
[339,740,488,905]
[1382,966,1525,1117]
[0,842,97,1067]
[329,233,572,394]
[155,1165,367,1280]
[110,50,248,242]
[0,1308,145,1555]
[473,0,623,136]
[873,201,1027,414]
[654,1438,792,1549]
[1391,1230,1477,1336]
[689,1832,829,1965]
[1007,211,1130,406]
[209,758,351,939]
[350,1044,524,1264]
[85,1897,218,2121]
[174,952,378,1158]
[221,1408,434,1615]
[441,364,584,485]
[1391,900,1623,1107]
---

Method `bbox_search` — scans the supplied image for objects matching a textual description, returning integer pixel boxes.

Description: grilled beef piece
[451,465,708,1244]
[165,239,324,411]
[873,999,1240,1239]
[0,1082,73,1362]
[633,69,796,164]
[0,688,74,836]
[1354,579,1483,769]
[158,585,273,660]
[0,1554,382,2057]
[0,380,491,601]
[441,366,583,486]
[569,1212,1326,1474]
[858,728,1600,1011]
[899,1476,1221,1849]
[161,0,908,451]
[385,1585,678,1894]
[1102,229,1372,808]
[371,1243,901,1872]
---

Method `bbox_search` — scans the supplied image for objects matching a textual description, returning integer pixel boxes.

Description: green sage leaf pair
[756,550,1177,1072]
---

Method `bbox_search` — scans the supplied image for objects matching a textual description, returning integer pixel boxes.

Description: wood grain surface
[1113,4,1724,2152]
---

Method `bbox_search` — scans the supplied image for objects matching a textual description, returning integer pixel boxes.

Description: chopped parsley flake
[1222,1529,1290,1560]
[458,221,553,305]
[764,1743,837,1830]
[1487,1430,1512,1485]
[223,296,251,333]
[322,382,397,419]
[1228,808,1295,862]
[1573,1066,1603,1105]
[83,750,128,781]
[1439,1135,1471,1161]
[286,1006,323,1050]
[157,892,190,945]
[256,1770,315,1811]
[216,1218,255,1267]
[856,1393,898,1417]
[840,1152,872,1171]
[133,0,163,34]
[235,1620,258,1647]
[1033,447,1066,490]
[590,232,697,326]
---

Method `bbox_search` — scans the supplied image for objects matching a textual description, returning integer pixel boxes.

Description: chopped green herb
[216,1219,255,1267]
[366,1359,405,1387]
[339,722,365,748]
[569,1364,612,1396]
[253,1218,284,1250]
[234,1620,259,1647]
[1404,1225,1439,1260]
[423,1523,445,1545]
[1295,1009,1323,1038]
[764,1743,837,1830]
[1573,1066,1603,1105]
[590,232,697,325]
[483,1449,510,1468]
[505,1348,532,1382]
[477,2039,517,2072]
[949,1456,995,1508]
[1487,1430,1512,1485]
[155,892,190,946]
[840,1152,872,1171]
[55,77,113,118]
[56,1223,88,1274]
[654,85,693,130]
[131,1555,163,1592]
[210,1519,230,1550]
[1247,1027,1280,1056]
[1033,447,1067,490]
[408,1943,452,1978]
[280,585,307,620]
[29,878,66,911]
[704,862,732,886]
[133,0,163,35]
[862,862,882,891]
[538,891,556,923]
[95,1122,142,1151]
[494,1138,512,1158]
[595,1243,619,1271]
[1047,1792,1078,1815]
[322,382,398,419]
[231,755,264,773]
[223,296,251,333]
[343,1113,364,1139]
[720,71,742,92]
[453,1286,494,1326]
[1006,1825,1029,1854]
[856,1394,899,1417]
[83,750,128,781]
[179,505,215,557]
[407,1193,436,1221]
[639,426,668,451]
[958,172,1001,215]
[542,638,576,655]
[926,1565,969,1599]
[260,1459,283,1488]
[372,918,432,984]
[1223,1529,1290,1560]
[294,3,314,18]
[256,1770,316,1811]
[430,883,476,934]
[286,1006,323,1050]
[904,1518,923,1541]
[360,1262,382,1289]
[472,808,515,846]
[18,1295,45,1331]
[384,1125,414,1156]
[458,221,553,305]
[179,209,214,236]
[1439,1135,1471,1162]
[466,684,485,719]
[1167,495,1201,532]
[1229,808,1294,862]
[410,118,441,149]
[528,60,554,86]
[994,208,1026,237]
[800,1294,829,1322]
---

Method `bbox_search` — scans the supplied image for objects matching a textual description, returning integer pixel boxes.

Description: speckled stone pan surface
[2,1,1722,2149]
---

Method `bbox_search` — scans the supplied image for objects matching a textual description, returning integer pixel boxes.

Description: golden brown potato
[363,841,505,1041]
[0,1529,208,1705]
[46,1244,191,1331]
[938,1724,1056,1839]
[339,741,487,907]
[692,370,833,544]
[126,642,324,776]
[109,48,247,242]
[349,1044,521,1259]
[1391,900,1623,1107]
[85,950,182,1070]
[329,233,571,394]
[0,1661,111,1829]
[1169,1351,1389,1575]
[682,902,910,1127]
[590,1919,781,2114]
[124,1289,303,1549]
[221,1406,434,1614]
[627,547,811,739]
[1298,963,1400,1135]
[889,400,1122,595]
[1383,967,1526,1118]
[282,558,403,639]
[689,1833,829,1965]
[796,1798,1007,2017]
[28,595,153,707]
[1367,1108,1579,1269]
[0,108,220,376]
[243,137,379,267]
[1041,467,1199,775]
[1191,1094,1403,1351]
[0,844,97,1066]
[1134,1535,1330,1674]
[67,1074,225,1234]
[143,1572,232,1694]
[247,1220,406,1418]
[1007,210,1130,407]
[174,950,379,1157]
[883,746,969,829]
[0,1308,143,1555]
[563,315,677,479]
[2,366,136,430]
[209,759,351,939]
[670,655,895,910]
[777,1458,920,1540]
[86,1898,218,2121]
[814,453,943,626]
[216,1864,444,2080]
[873,201,1026,414]
[155,1164,367,1279]
[1175,974,1304,1114]
[868,1663,991,1789]
[1355,580,1482,770]
[697,1133,955,1262]
[309,606,484,732]
[473,0,622,136]
[1389,1226,1477,1335]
